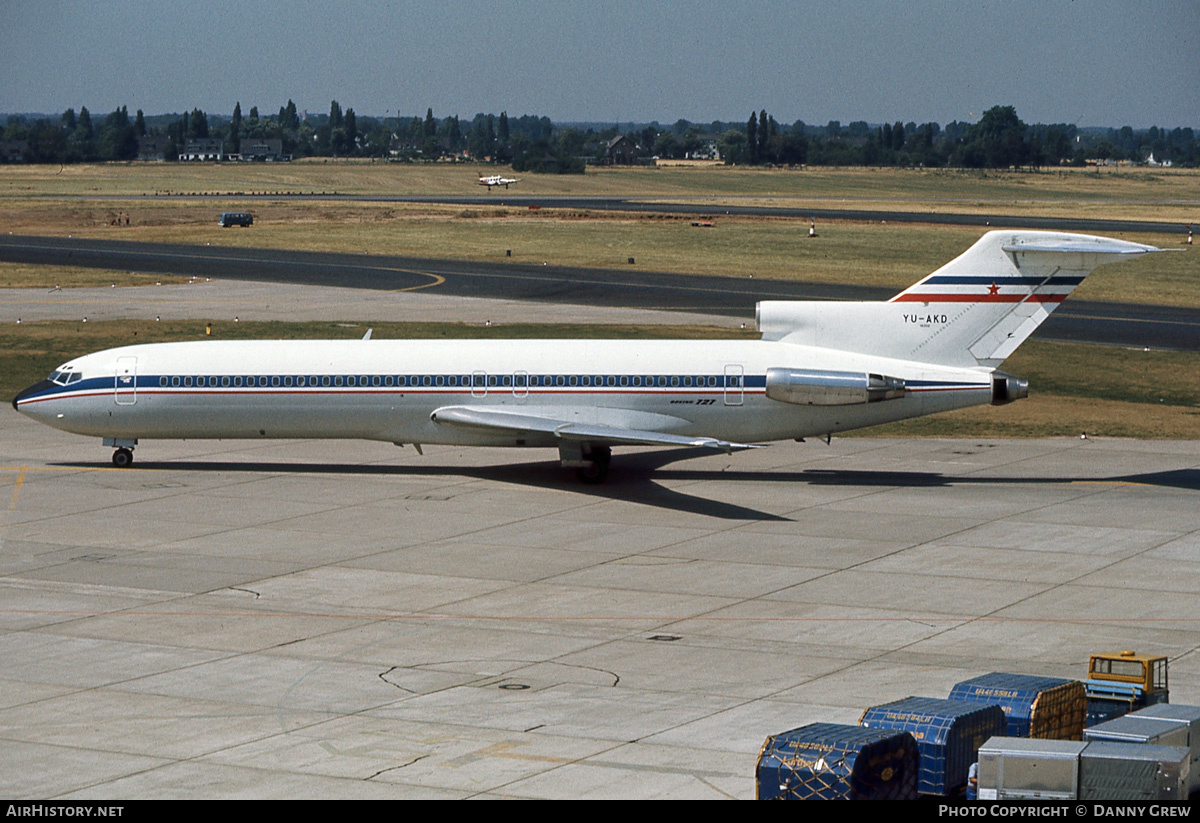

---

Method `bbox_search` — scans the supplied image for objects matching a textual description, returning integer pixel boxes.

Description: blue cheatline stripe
[30,374,991,397]
[922,275,1085,286]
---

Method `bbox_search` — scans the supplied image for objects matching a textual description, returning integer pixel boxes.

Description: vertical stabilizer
[759,231,1161,369]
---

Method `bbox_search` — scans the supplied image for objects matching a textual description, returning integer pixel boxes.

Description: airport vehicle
[478,174,519,190]
[1085,650,1170,726]
[12,231,1162,480]
[217,212,253,227]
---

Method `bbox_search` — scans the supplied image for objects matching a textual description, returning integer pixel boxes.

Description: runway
[2,234,1198,351]
[2,415,1198,798]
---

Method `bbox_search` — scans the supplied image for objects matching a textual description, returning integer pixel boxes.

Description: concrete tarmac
[2,282,1198,799]
[2,418,1199,798]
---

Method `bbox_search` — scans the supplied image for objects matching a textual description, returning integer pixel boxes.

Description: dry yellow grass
[2,195,1196,305]
[864,394,1200,439]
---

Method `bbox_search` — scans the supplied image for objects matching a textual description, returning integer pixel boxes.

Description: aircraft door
[513,371,528,399]
[471,371,487,398]
[723,364,744,406]
[115,356,138,405]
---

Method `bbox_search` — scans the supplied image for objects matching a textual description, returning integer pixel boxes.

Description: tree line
[706,105,1199,168]
[2,101,1197,169]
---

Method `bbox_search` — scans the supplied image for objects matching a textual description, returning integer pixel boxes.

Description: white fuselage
[16,338,994,447]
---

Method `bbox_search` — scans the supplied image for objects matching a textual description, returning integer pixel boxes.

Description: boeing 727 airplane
[478,174,519,190]
[13,231,1162,481]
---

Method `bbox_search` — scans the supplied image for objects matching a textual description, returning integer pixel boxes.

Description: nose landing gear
[103,438,137,468]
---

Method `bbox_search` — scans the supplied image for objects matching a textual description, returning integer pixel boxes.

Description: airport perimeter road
[1,414,1197,799]
[382,196,1196,235]
[78,192,1195,235]
[2,234,1198,352]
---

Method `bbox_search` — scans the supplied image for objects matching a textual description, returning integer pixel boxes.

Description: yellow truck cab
[1085,650,1169,726]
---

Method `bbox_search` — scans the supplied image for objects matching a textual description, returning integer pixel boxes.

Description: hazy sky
[3,0,1197,128]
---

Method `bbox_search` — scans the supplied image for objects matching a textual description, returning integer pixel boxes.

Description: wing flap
[430,405,759,452]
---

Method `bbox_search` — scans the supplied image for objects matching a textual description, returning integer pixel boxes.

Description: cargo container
[756,723,920,800]
[1084,715,1190,747]
[975,737,1087,800]
[1127,703,1200,794]
[1078,741,1190,801]
[859,697,1007,795]
[948,673,1086,739]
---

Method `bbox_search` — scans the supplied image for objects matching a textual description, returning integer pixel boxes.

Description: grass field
[3,161,1198,219]
[0,200,1195,306]
[1,163,1196,304]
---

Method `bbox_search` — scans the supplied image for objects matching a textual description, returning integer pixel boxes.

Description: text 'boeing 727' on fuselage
[12,231,1164,481]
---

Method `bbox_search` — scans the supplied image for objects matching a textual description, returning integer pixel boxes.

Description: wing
[429,405,760,453]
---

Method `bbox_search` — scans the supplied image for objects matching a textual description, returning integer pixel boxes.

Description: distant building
[240,138,288,161]
[179,138,224,161]
[605,134,637,165]
[388,134,420,157]
[0,140,28,162]
[137,135,169,162]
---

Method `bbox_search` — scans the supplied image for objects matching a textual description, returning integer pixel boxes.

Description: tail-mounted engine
[765,368,906,406]
[991,372,1029,405]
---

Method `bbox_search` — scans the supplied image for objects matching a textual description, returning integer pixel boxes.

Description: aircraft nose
[12,379,56,412]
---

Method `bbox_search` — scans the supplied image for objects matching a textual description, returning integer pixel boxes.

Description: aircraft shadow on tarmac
[56,449,1199,522]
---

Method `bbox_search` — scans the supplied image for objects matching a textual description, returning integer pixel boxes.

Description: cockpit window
[48,369,80,386]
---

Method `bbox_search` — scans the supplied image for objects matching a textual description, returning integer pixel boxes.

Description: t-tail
[757,230,1162,370]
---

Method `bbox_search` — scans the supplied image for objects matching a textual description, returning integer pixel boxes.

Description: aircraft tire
[112,447,133,468]
[575,446,611,484]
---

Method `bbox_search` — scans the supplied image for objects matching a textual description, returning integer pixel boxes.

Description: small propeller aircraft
[478,174,519,191]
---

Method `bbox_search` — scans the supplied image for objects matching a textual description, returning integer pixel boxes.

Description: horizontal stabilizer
[758,231,1163,369]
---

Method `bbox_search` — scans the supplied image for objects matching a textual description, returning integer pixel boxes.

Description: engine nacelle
[991,372,1029,405]
[765,367,906,406]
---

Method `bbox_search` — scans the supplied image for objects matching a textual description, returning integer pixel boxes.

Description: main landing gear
[558,441,612,483]
[573,445,611,484]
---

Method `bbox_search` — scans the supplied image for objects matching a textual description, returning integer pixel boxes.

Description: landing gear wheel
[575,445,611,484]
[112,447,133,468]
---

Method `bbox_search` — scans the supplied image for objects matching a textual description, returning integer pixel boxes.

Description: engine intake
[765,368,906,406]
[991,372,1029,405]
